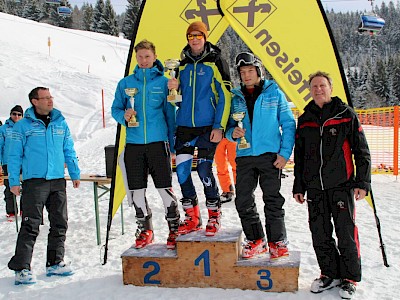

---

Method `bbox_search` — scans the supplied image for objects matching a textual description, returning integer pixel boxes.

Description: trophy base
[128,121,139,127]
[238,143,251,150]
[167,94,182,103]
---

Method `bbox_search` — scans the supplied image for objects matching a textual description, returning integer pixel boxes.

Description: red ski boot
[178,204,202,235]
[205,208,221,236]
[134,230,154,249]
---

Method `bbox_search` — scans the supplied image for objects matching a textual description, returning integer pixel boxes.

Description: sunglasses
[187,33,204,40]
[235,52,258,67]
[12,112,22,116]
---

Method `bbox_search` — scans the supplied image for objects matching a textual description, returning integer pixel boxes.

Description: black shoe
[220,192,234,203]
[339,279,357,299]
[310,275,341,293]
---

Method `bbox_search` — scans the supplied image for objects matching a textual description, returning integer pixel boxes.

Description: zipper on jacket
[143,69,147,144]
[192,62,197,127]
[318,107,349,190]
[210,97,216,110]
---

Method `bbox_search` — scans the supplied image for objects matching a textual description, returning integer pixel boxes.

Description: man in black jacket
[293,71,371,300]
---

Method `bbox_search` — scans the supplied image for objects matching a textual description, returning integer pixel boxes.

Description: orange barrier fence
[288,106,399,176]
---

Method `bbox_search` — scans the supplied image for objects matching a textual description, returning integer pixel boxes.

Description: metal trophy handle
[125,88,139,127]
[232,112,251,149]
[165,59,182,103]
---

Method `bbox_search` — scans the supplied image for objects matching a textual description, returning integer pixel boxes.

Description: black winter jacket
[293,97,371,194]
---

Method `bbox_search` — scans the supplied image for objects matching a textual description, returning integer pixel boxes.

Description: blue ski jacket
[112,59,176,151]
[226,80,296,160]
[8,107,80,187]
[0,118,15,166]
[176,42,231,130]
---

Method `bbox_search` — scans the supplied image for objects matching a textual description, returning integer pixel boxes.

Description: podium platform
[121,228,300,292]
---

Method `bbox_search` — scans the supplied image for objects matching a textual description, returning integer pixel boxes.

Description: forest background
[1,0,400,108]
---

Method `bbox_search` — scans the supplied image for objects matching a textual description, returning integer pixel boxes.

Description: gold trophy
[164,59,182,103]
[232,112,251,149]
[125,88,139,127]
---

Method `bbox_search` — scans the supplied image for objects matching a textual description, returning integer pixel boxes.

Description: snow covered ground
[0,12,398,300]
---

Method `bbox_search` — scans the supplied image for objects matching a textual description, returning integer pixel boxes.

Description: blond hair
[134,39,156,54]
[308,71,333,87]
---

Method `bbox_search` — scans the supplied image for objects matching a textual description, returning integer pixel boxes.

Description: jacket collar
[132,59,164,82]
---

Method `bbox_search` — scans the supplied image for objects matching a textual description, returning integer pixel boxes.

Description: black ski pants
[307,187,361,282]
[235,152,287,242]
[8,178,68,271]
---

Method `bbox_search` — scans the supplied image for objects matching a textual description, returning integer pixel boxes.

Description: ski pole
[13,194,19,233]
[370,190,389,267]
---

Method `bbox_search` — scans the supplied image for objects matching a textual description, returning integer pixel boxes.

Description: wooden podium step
[121,228,300,292]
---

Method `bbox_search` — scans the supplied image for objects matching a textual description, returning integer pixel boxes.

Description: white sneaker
[15,269,36,285]
[310,275,341,293]
[46,261,74,277]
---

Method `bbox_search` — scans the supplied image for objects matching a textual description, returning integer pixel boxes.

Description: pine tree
[97,0,118,35]
[91,0,105,32]
[22,0,41,21]
[122,0,141,40]
[82,3,94,31]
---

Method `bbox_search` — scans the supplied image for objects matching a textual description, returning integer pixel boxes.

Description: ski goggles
[235,52,258,67]
[187,33,204,40]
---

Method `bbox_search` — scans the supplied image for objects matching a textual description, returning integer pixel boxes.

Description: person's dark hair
[28,87,49,105]
[308,71,333,87]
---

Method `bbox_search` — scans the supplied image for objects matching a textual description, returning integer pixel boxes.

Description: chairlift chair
[45,0,62,4]
[57,6,72,16]
[358,14,385,35]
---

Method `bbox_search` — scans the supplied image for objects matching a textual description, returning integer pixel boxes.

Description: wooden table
[66,174,121,245]
[2,174,119,246]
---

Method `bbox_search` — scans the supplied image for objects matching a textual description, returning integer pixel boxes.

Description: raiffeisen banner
[219,0,351,111]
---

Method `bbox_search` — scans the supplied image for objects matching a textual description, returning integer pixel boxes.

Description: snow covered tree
[91,0,104,32]
[82,3,94,31]
[96,0,118,35]
[22,0,41,21]
[122,0,141,40]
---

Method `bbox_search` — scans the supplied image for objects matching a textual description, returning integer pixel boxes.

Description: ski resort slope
[0,12,399,300]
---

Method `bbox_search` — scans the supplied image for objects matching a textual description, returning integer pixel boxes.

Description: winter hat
[186,21,208,40]
[10,105,23,115]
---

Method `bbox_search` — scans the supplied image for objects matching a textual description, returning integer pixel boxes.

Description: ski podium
[121,228,300,292]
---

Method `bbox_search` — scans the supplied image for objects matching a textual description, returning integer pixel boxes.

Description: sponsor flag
[104,0,384,265]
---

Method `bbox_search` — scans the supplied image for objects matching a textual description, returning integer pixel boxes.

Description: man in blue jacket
[226,52,296,260]
[0,105,24,220]
[112,40,179,250]
[7,87,80,285]
[168,21,231,236]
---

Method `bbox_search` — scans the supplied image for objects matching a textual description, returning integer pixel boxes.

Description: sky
[0,11,399,300]
[67,0,394,15]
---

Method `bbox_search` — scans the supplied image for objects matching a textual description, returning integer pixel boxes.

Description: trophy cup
[232,112,251,149]
[125,88,139,127]
[164,59,182,103]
